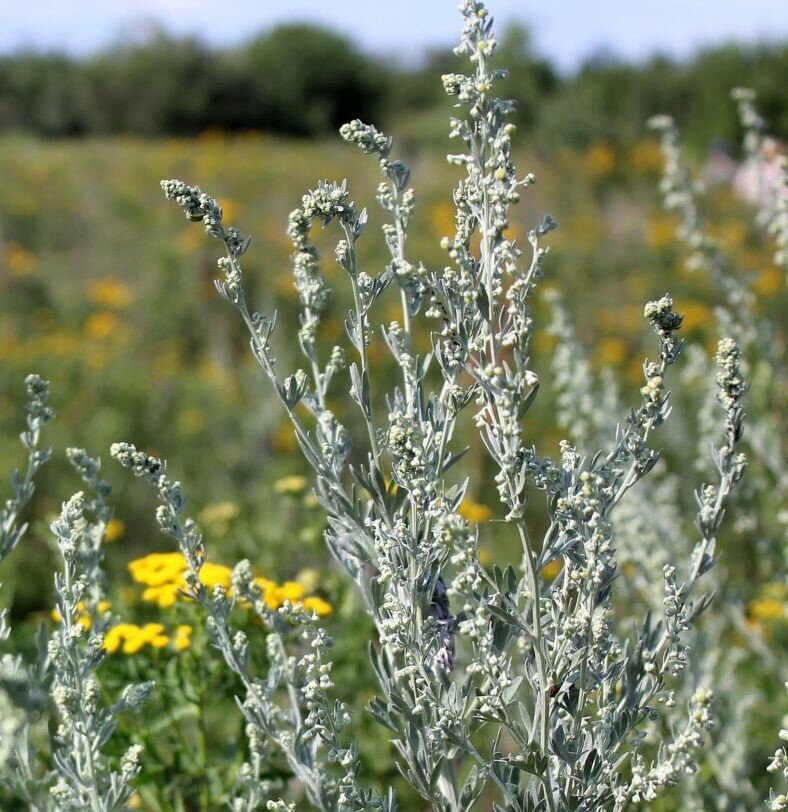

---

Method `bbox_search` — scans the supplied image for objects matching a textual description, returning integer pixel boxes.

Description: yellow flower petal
[104,518,125,542]
[149,635,170,650]
[301,596,332,617]
[122,637,145,655]
[274,581,306,604]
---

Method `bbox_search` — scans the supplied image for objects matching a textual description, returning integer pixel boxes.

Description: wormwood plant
[0,2,771,811]
[114,2,752,809]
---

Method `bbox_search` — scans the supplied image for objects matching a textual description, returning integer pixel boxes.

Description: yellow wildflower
[428,201,456,240]
[142,583,180,609]
[104,518,125,542]
[199,562,233,590]
[596,337,627,368]
[87,279,135,310]
[104,622,169,655]
[755,266,782,296]
[584,143,616,178]
[85,311,122,340]
[301,596,332,617]
[173,625,193,652]
[458,500,493,523]
[630,139,664,174]
[130,552,234,603]
[273,475,308,496]
[128,552,187,587]
[5,242,36,276]
[103,623,140,654]
[749,598,787,623]
[51,600,111,630]
[273,581,306,605]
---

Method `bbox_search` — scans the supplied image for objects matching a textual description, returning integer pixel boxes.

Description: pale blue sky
[2,1,787,71]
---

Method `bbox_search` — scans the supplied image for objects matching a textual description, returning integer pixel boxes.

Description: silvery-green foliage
[650,110,785,546]
[110,443,391,812]
[0,375,53,803]
[0,374,54,564]
[647,115,758,354]
[731,87,788,274]
[767,682,788,811]
[544,264,767,812]
[47,462,153,812]
[157,2,751,809]
[642,107,786,810]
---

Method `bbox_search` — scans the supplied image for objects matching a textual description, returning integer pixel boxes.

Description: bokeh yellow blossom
[104,622,169,654]
[141,583,180,609]
[458,500,493,523]
[173,625,193,652]
[273,581,306,604]
[4,242,36,276]
[52,600,111,630]
[301,596,332,617]
[104,518,125,542]
[749,599,786,622]
[85,311,122,340]
[748,582,787,624]
[273,474,308,495]
[88,279,134,309]
[584,143,616,178]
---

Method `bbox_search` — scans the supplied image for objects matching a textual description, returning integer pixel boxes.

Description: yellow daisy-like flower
[128,552,187,587]
[104,622,169,655]
[141,583,180,609]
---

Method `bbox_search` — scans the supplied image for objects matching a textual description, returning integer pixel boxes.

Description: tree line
[0,22,786,149]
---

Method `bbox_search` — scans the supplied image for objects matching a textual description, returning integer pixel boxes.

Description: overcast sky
[2,1,787,71]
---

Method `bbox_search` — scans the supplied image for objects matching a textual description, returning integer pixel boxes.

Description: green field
[0,129,784,809]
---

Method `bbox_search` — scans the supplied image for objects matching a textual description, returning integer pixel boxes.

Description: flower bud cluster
[161,179,225,239]
[46,480,150,808]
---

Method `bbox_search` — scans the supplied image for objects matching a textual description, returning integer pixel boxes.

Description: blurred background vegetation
[0,16,785,810]
[0,22,786,148]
